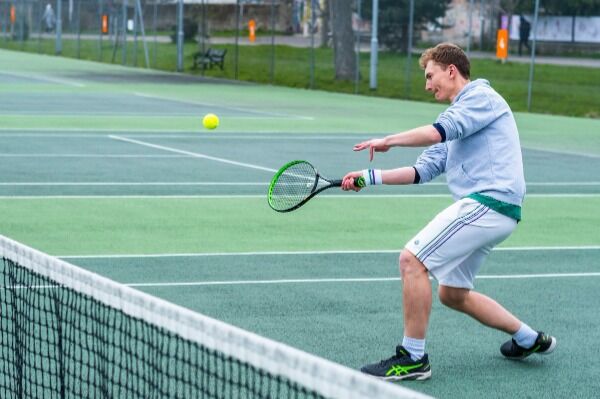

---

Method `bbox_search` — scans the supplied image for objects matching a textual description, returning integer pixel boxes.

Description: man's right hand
[341,171,364,192]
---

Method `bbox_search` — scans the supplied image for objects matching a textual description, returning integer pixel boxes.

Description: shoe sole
[380,370,432,381]
[537,336,557,355]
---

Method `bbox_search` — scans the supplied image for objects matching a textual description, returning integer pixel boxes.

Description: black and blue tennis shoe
[360,345,431,381]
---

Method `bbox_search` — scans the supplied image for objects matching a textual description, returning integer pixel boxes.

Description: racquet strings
[269,161,318,211]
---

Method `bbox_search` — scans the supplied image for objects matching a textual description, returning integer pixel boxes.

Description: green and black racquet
[268,160,365,212]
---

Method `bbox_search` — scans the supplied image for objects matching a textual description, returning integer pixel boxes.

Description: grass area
[1,37,599,118]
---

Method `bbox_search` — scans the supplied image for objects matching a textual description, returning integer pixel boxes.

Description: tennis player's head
[419,43,471,102]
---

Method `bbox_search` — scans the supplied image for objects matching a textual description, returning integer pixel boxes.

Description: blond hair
[419,43,470,79]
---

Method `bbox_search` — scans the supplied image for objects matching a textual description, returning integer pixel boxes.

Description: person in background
[43,3,56,33]
[519,15,531,56]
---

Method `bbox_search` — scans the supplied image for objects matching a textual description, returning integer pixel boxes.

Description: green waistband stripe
[467,193,522,221]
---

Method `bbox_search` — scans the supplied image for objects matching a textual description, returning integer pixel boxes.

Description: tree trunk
[329,0,356,80]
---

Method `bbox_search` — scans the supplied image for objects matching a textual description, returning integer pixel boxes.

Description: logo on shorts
[414,239,420,246]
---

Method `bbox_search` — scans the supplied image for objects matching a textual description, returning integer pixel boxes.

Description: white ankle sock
[513,323,538,348]
[402,336,425,361]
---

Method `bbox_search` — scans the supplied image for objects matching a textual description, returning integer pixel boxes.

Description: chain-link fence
[1,0,599,115]
[1,0,183,67]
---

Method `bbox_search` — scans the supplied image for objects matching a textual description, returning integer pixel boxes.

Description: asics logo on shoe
[386,363,423,377]
[524,344,541,355]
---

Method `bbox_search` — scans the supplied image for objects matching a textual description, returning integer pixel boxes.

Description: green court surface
[1,48,599,398]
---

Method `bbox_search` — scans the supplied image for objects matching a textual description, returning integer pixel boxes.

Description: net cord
[0,235,432,399]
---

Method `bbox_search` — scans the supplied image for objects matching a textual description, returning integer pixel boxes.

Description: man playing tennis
[341,43,556,381]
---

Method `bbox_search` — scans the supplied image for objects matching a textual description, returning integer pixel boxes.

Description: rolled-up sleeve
[413,143,447,184]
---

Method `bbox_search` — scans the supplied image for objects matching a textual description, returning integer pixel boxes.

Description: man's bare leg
[399,250,432,339]
[437,285,521,333]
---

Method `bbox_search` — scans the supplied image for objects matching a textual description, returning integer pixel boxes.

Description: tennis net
[0,235,431,399]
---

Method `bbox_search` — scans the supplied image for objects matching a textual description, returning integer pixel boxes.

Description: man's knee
[438,285,469,309]
[399,249,427,278]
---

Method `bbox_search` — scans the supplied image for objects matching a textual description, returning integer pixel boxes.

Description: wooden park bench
[193,48,227,70]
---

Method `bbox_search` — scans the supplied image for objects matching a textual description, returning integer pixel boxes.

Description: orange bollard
[248,19,256,43]
[496,29,509,60]
[101,15,109,34]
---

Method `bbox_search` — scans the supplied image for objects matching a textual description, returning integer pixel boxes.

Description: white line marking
[0,182,267,186]
[0,129,174,134]
[1,193,600,199]
[0,180,598,188]
[0,132,366,138]
[0,195,269,199]
[128,278,401,287]
[476,273,600,279]
[8,272,600,290]
[0,154,190,158]
[0,130,599,156]
[524,182,600,186]
[122,272,600,288]
[0,112,213,117]
[470,194,600,198]
[133,92,314,120]
[109,135,277,173]
[1,71,86,87]
[58,246,600,259]
[522,145,600,159]
[0,129,598,151]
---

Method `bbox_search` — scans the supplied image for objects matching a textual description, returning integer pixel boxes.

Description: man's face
[424,60,454,102]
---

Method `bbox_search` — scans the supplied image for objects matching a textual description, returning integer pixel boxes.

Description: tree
[329,0,356,81]
[361,0,452,52]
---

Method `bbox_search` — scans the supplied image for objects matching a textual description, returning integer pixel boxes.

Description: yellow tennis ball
[202,113,219,130]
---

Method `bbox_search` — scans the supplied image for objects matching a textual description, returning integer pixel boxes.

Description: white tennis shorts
[405,198,517,289]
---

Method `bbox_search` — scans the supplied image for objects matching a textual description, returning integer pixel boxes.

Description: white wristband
[362,169,383,185]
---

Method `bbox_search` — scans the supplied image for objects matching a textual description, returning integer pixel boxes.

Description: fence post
[526,0,540,112]
[369,0,378,90]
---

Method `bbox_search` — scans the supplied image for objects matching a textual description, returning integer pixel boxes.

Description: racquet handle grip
[333,177,366,187]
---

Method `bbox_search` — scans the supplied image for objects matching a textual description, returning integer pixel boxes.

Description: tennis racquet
[267,160,365,212]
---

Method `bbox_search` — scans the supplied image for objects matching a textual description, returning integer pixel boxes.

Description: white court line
[1,71,86,87]
[0,133,361,139]
[0,130,599,157]
[109,135,277,173]
[12,272,600,291]
[0,182,267,186]
[59,245,600,259]
[0,112,206,117]
[0,132,366,138]
[523,182,600,186]
[1,193,600,199]
[133,92,314,120]
[0,195,270,199]
[0,154,191,158]
[522,145,600,159]
[122,272,600,288]
[0,180,598,187]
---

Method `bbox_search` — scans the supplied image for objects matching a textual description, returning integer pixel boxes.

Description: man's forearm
[382,167,418,185]
[383,125,442,148]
